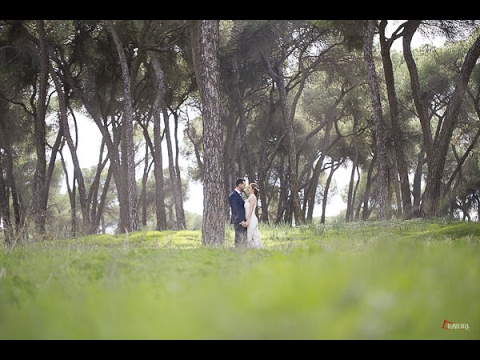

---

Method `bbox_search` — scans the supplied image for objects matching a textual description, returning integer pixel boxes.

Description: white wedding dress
[244,195,263,249]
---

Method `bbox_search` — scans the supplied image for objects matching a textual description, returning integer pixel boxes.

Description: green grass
[0,219,479,339]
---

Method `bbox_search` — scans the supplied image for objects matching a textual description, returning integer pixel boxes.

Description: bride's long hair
[250,183,260,198]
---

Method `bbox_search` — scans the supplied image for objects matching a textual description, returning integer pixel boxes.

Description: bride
[243,183,263,249]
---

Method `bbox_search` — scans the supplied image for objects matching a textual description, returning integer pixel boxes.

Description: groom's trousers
[234,223,247,248]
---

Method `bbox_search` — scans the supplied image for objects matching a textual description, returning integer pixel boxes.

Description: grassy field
[0,219,478,339]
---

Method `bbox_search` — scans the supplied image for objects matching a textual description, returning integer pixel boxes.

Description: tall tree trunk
[151,57,185,230]
[87,141,110,233]
[257,110,285,224]
[139,142,149,227]
[275,156,290,224]
[50,67,93,235]
[364,20,388,220]
[362,153,377,221]
[71,94,127,233]
[378,20,412,219]
[149,61,168,231]
[304,119,332,222]
[62,57,128,233]
[430,36,480,216]
[412,147,425,217]
[190,20,225,246]
[106,20,139,232]
[272,54,302,225]
[94,164,113,232]
[0,112,24,242]
[320,161,339,224]
[0,158,12,245]
[346,114,359,222]
[445,103,480,197]
[404,21,480,217]
[32,20,49,238]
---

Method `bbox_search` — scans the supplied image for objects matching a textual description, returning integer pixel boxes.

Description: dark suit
[229,189,247,247]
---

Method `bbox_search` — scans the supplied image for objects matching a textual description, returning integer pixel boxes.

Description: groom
[229,178,247,248]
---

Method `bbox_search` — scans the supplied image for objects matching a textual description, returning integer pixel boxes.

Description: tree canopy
[1,20,480,244]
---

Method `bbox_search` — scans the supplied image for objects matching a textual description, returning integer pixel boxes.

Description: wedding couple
[229,178,263,249]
